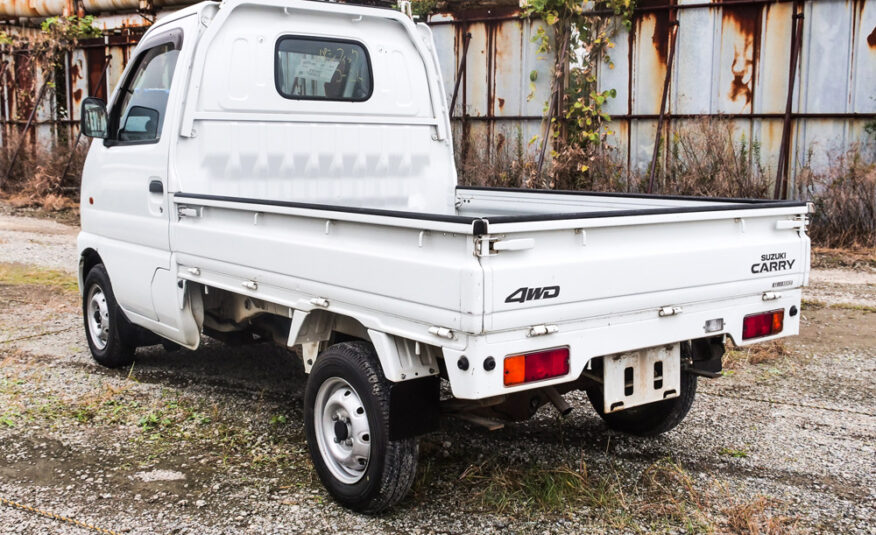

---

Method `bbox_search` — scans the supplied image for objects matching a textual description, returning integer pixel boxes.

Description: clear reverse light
[704,318,724,333]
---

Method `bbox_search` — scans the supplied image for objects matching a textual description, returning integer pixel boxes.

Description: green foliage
[139,411,172,432]
[865,120,876,141]
[522,0,635,157]
[719,447,749,459]
[270,414,288,426]
[0,411,17,428]
[40,15,102,40]
[1,15,102,117]
[410,0,437,19]
[187,411,211,425]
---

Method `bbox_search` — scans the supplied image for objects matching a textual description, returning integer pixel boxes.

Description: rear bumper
[442,288,802,399]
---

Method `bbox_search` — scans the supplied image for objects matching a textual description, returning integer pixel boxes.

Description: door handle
[149,180,164,194]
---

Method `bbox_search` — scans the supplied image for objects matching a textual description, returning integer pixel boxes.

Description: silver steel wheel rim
[313,377,372,484]
[86,284,110,350]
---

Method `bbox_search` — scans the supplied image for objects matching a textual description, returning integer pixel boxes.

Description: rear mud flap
[388,375,440,440]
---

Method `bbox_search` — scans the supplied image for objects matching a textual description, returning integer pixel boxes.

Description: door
[86,29,183,322]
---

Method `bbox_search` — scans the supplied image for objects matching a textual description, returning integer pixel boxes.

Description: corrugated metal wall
[429,5,555,175]
[596,0,876,190]
[1,0,873,193]
[0,23,145,151]
[431,0,875,191]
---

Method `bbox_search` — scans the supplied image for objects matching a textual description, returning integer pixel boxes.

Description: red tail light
[504,347,570,386]
[742,309,784,340]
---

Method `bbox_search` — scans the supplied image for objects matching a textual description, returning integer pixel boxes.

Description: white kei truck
[76,0,812,512]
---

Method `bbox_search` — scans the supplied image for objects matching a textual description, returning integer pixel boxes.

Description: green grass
[0,410,17,427]
[458,460,631,522]
[0,262,78,292]
[719,447,749,459]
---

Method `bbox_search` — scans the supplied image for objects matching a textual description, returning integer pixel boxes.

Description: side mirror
[81,97,108,139]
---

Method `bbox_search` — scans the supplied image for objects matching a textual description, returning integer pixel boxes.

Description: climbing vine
[522,0,635,173]
[1,16,100,66]
[0,16,100,121]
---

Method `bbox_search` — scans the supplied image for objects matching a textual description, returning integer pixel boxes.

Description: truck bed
[455,187,810,332]
[455,186,800,219]
[173,187,809,327]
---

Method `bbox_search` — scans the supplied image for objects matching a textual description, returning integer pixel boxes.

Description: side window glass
[112,42,180,143]
[275,37,372,101]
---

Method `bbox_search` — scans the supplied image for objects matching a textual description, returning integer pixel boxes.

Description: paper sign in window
[293,55,341,84]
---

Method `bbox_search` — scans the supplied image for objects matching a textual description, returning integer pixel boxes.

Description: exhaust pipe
[544,387,572,417]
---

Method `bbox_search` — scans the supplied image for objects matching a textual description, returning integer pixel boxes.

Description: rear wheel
[82,264,136,368]
[304,341,417,513]
[587,369,698,437]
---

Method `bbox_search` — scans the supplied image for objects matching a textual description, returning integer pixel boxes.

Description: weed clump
[0,130,85,212]
[796,148,876,248]
[723,340,789,370]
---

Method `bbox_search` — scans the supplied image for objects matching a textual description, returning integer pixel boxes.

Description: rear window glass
[275,37,372,101]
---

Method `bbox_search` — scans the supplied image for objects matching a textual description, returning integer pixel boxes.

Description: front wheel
[82,264,136,368]
[304,341,417,513]
[587,370,698,437]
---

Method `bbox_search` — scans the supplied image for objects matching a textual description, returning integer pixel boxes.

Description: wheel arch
[290,309,441,383]
[78,248,104,295]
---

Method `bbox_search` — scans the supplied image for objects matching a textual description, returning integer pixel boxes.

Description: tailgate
[479,205,811,332]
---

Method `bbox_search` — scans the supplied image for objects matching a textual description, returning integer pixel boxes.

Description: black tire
[304,341,417,513]
[82,264,136,368]
[586,369,698,437]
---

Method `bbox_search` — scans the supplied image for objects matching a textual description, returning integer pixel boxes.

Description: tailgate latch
[528,324,559,337]
[775,217,806,231]
[475,236,535,256]
[658,306,683,317]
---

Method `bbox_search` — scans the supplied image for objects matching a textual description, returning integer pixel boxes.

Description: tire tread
[305,341,418,513]
[82,264,136,368]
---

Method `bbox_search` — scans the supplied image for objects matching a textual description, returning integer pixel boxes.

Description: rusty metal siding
[1,0,872,194]
[599,0,875,193]
[428,10,554,173]
[791,0,874,176]
[0,24,144,150]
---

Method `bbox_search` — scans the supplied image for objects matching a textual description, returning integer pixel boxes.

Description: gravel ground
[1,209,874,534]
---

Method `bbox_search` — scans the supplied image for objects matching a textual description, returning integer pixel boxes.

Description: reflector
[742,309,784,340]
[504,347,570,386]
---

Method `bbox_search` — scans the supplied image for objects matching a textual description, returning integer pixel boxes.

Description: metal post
[449,32,472,117]
[60,54,112,184]
[0,60,8,148]
[647,18,680,194]
[2,80,50,188]
[775,3,804,200]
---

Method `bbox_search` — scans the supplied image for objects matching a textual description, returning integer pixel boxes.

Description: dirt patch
[795,305,876,353]
[812,247,876,271]
[809,268,876,286]
[0,214,79,236]
[804,260,876,309]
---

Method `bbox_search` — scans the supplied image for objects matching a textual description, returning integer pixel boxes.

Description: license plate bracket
[602,344,680,413]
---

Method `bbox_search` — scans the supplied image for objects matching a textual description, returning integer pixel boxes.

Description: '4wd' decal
[505,286,560,304]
